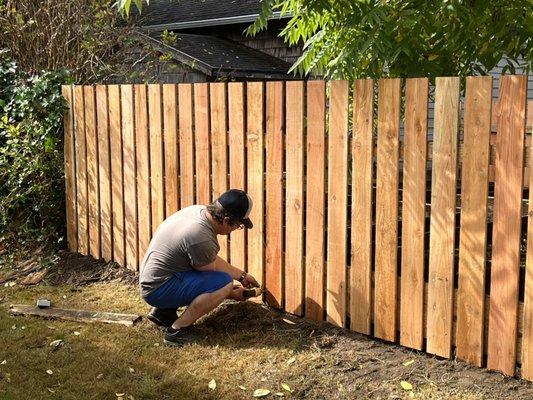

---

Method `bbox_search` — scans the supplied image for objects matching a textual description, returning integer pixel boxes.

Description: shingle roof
[138,0,272,28]
[137,31,294,79]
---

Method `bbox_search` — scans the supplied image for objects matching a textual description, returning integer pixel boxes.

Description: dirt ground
[1,250,533,399]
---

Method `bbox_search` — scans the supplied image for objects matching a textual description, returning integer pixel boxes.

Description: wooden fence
[62,76,533,380]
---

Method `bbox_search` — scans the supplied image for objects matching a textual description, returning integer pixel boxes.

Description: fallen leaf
[115,394,125,397]
[46,369,53,375]
[402,360,415,367]
[253,389,271,397]
[238,385,246,390]
[286,357,296,365]
[11,325,16,330]
[73,331,80,336]
[47,388,55,393]
[8,281,15,287]
[154,342,160,347]
[96,373,104,380]
[208,379,216,390]
[129,367,135,373]
[62,295,67,299]
[1,360,6,365]
[21,326,26,330]
[282,318,295,325]
[281,383,291,392]
[274,393,284,397]
[50,339,63,347]
[400,381,413,391]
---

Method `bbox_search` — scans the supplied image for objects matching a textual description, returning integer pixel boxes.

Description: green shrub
[0,49,72,247]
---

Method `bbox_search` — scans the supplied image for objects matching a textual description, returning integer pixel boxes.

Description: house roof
[138,0,287,30]
[137,31,295,79]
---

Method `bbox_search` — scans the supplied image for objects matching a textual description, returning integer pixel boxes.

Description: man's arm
[194,255,259,287]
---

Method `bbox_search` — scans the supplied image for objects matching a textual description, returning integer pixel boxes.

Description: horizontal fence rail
[62,77,532,380]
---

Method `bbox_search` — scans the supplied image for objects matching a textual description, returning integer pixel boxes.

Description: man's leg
[171,281,233,329]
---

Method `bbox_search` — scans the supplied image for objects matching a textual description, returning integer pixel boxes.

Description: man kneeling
[139,189,260,346]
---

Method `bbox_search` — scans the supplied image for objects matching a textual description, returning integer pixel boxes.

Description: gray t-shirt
[139,205,220,297]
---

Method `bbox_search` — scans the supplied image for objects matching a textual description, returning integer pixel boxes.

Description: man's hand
[241,272,259,289]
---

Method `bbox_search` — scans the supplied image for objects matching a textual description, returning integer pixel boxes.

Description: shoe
[147,307,178,327]
[163,326,197,347]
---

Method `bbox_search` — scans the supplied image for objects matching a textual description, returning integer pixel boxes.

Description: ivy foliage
[246,0,531,79]
[0,50,73,246]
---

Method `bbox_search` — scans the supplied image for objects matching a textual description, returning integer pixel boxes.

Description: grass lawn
[1,253,532,399]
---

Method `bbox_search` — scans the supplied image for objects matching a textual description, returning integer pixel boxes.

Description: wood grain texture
[399,78,428,349]
[62,85,77,252]
[326,80,349,327]
[456,76,492,366]
[148,84,164,234]
[194,83,211,205]
[350,79,375,334]
[265,81,284,308]
[374,78,401,341]
[487,75,527,376]
[305,80,326,322]
[524,96,533,380]
[284,81,304,316]
[73,85,88,254]
[228,83,246,270]
[426,77,460,357]
[163,84,179,217]
[178,84,195,207]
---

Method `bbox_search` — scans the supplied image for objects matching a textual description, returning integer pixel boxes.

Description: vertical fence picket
[326,80,349,327]
[456,76,492,366]
[228,83,246,270]
[96,86,112,262]
[487,75,527,375]
[148,85,165,234]
[426,77,460,357]
[350,79,374,334]
[399,78,428,349]
[108,85,124,266]
[247,82,265,291]
[135,85,151,268]
[374,78,401,341]
[178,84,195,207]
[74,85,88,254]
[122,85,138,271]
[305,80,326,322]
[285,81,304,316]
[62,85,77,252]
[524,96,533,381]
[163,84,179,217]
[194,83,211,205]
[211,83,229,260]
[265,81,284,308]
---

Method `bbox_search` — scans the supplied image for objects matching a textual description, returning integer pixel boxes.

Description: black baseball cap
[217,189,253,229]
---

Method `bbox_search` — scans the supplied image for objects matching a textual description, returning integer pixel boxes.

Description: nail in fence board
[374,78,401,341]
[350,79,375,334]
[285,81,304,316]
[456,76,492,366]
[194,83,211,205]
[305,80,326,322]
[487,75,527,376]
[148,84,165,235]
[178,84,195,208]
[426,77,460,357]
[326,80,349,327]
[163,84,179,217]
[62,85,77,252]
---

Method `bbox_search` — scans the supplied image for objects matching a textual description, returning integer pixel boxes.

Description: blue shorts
[144,270,232,309]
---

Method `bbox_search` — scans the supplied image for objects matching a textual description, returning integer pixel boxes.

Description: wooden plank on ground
[265,81,284,308]
[10,305,141,327]
[285,81,304,316]
[399,78,428,349]
[374,78,401,341]
[96,85,112,262]
[84,86,100,260]
[456,76,492,366]
[487,75,527,376]
[148,84,164,234]
[163,84,179,217]
[350,79,375,334]
[327,80,349,327]
[178,84,195,207]
[121,85,138,271]
[524,96,533,381]
[108,85,124,266]
[246,82,264,290]
[228,82,246,270]
[305,80,326,322]
[426,77,460,357]
[194,83,211,205]
[210,82,229,260]
[62,85,77,252]
[73,85,88,254]
[135,85,151,268]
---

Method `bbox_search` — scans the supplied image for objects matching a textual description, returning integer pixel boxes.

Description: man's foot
[163,326,197,347]
[147,307,178,327]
